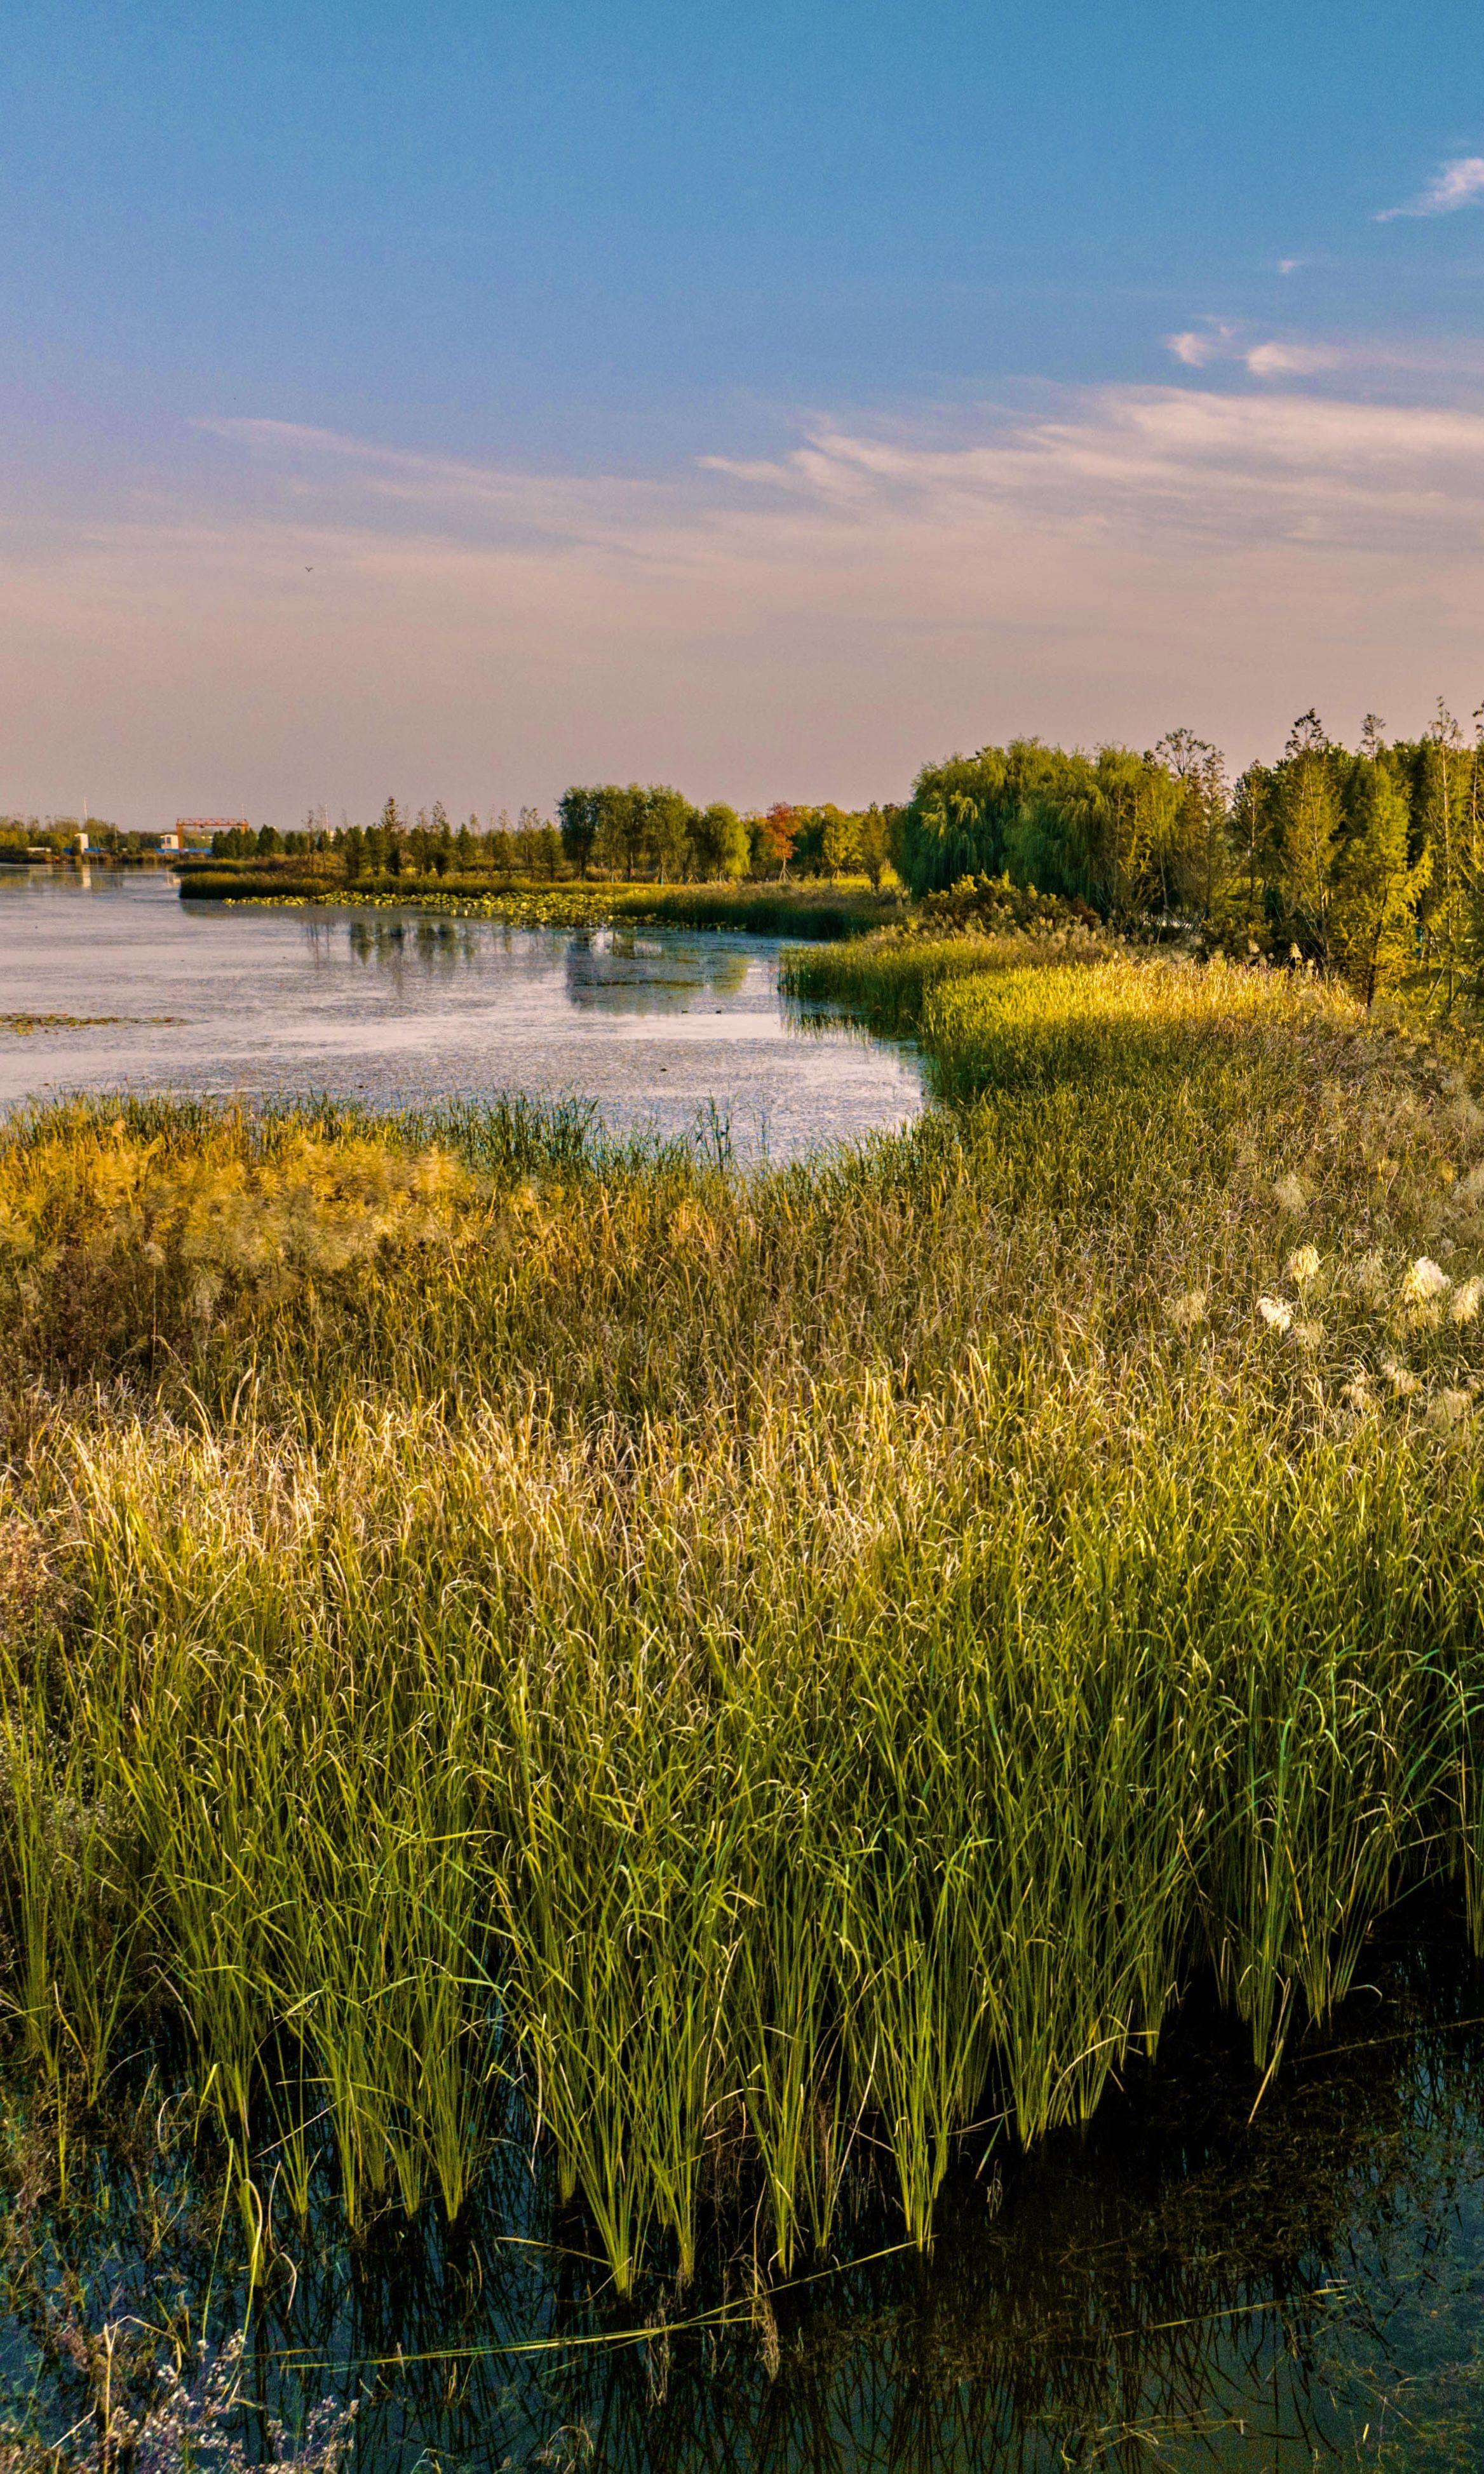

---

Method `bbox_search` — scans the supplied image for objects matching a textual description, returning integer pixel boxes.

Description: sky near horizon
[6,2,1484,828]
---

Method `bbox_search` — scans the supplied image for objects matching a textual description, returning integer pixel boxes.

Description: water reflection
[563,929,751,1014]
[262,1918,1484,2472]
[10,1911,1484,2473]
[341,913,494,989]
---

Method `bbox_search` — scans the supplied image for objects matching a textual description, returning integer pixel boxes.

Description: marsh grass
[3,951,1484,2293]
[180,872,896,940]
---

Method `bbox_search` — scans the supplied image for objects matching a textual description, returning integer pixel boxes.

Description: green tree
[431,801,453,877]
[1152,729,1229,917]
[1220,763,1281,949]
[1329,757,1427,1006]
[1416,700,1471,1004]
[1276,712,1340,961]
[856,804,895,890]
[691,802,749,880]
[820,806,863,877]
[591,785,650,879]
[374,795,405,878]
[900,750,1015,892]
[646,787,695,882]
[1080,748,1175,924]
[558,787,602,878]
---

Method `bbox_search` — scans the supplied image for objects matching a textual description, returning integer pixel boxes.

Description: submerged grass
[3,950,1484,2292]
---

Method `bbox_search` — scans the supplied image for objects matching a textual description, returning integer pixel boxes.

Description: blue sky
[5,1,1484,824]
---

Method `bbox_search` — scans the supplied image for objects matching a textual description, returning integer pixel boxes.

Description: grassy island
[176,863,898,941]
[4,919,1484,2309]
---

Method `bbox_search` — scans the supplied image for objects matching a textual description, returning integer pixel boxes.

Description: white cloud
[1162,322,1335,376]
[1243,341,1344,378]
[1163,324,1240,367]
[7,382,1484,823]
[1161,327,1484,385]
[1376,155,1484,220]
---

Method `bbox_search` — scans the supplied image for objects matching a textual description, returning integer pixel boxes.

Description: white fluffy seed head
[1402,1257,1452,1305]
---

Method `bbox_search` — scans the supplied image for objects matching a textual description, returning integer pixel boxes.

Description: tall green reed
[3,951,1484,2289]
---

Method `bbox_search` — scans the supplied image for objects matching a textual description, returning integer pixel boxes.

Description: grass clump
[3,950,1484,2295]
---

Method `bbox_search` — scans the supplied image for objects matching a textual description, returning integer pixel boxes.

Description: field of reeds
[177,869,896,940]
[3,941,1484,2308]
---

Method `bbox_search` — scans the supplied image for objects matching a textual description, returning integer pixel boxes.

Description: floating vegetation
[199,878,893,940]
[0,1013,182,1036]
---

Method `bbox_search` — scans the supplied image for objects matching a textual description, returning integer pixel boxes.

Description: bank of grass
[782,875,1109,1029]
[4,953,1484,2290]
[177,864,897,940]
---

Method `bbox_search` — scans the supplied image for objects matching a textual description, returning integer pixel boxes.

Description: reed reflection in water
[11,1910,1484,2473]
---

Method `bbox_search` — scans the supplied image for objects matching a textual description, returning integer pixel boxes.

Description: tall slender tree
[1277,712,1339,961]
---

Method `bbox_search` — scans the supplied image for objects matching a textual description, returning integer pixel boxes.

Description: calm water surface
[0,867,921,1154]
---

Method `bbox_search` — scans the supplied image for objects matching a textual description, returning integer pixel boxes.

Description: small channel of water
[0,868,922,1157]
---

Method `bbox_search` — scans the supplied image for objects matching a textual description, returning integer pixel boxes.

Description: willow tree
[691,802,749,879]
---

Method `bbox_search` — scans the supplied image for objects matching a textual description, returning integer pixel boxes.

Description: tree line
[212,791,901,888]
[903,705,1484,1004]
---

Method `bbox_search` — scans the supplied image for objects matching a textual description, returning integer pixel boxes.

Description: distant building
[161,816,248,853]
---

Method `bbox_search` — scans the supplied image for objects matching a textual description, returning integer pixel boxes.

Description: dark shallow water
[8,1914,1484,2471]
[0,867,921,1157]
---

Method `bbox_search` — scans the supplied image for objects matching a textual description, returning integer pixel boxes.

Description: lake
[0,867,922,1155]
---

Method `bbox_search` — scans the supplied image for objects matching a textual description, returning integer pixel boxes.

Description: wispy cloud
[1160,323,1484,386]
[1242,341,1344,378]
[1163,323,1343,379]
[1376,155,1484,220]
[1164,325,1241,368]
[8,380,1484,822]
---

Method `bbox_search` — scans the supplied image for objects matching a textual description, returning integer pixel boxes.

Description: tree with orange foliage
[752,803,797,880]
